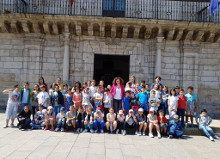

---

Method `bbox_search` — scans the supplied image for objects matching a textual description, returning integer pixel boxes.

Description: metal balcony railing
[0,0,219,23]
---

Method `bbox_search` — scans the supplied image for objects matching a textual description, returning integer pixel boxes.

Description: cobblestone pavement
[0,112,219,159]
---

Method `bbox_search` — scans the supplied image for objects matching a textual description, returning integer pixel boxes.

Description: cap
[47,106,53,110]
[42,109,47,113]
[174,115,179,120]
[60,107,65,111]
[119,110,123,115]
[129,109,134,113]
[138,108,144,112]
[149,108,155,112]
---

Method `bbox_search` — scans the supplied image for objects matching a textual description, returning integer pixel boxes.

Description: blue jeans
[94,120,105,130]
[53,106,60,116]
[199,125,216,138]
[30,120,45,129]
[76,120,84,129]
[57,118,65,129]
[91,99,96,112]
[169,127,183,138]
[18,118,31,129]
[20,103,29,112]
[177,108,185,127]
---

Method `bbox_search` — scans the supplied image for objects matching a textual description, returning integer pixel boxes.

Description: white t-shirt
[148,97,160,108]
[107,113,116,121]
[168,96,179,110]
[21,88,29,103]
[103,94,112,108]
[56,113,66,119]
[114,87,121,100]
[37,92,50,107]
[89,86,97,98]
[93,93,103,105]
[82,92,91,106]
[151,90,161,99]
[94,112,104,122]
[7,91,20,106]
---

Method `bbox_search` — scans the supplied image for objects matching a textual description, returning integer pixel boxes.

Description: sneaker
[185,123,189,128]
[55,128,60,132]
[116,129,119,134]
[214,135,219,140]
[121,130,124,135]
[139,132,142,136]
[209,136,214,141]
[169,135,174,139]
[158,134,161,139]
[50,126,54,131]
[123,130,126,136]
[143,132,146,136]
[3,125,8,128]
[191,124,194,128]
[95,130,98,133]
[80,128,83,133]
[77,128,80,133]
[90,129,94,133]
[18,125,22,129]
[149,133,154,138]
[44,126,49,130]
[61,128,64,132]
[101,130,104,133]
[21,128,25,131]
[135,131,138,135]
[10,123,14,127]
[84,129,88,133]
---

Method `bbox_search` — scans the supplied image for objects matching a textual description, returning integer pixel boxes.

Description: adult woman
[150,76,163,90]
[130,75,136,89]
[39,77,48,92]
[110,77,125,114]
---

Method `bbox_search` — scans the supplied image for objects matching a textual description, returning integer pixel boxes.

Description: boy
[50,84,64,115]
[93,107,105,133]
[84,107,94,133]
[37,85,50,109]
[19,82,32,113]
[158,110,168,135]
[148,90,161,113]
[177,89,187,127]
[122,91,130,116]
[55,107,66,132]
[66,105,76,132]
[196,109,219,141]
[76,106,85,133]
[130,91,139,115]
[30,105,46,129]
[61,84,68,96]
[145,84,150,96]
[3,85,20,128]
[103,88,113,121]
[136,86,149,116]
[139,80,145,89]
[185,86,197,127]
[175,86,180,96]
[17,106,31,131]
[56,77,64,91]
[168,115,183,139]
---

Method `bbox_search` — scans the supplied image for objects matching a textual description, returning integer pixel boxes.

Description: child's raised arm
[2,89,13,95]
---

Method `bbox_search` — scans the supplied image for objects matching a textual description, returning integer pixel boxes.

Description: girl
[64,88,73,112]
[66,105,76,132]
[93,86,104,112]
[73,87,82,111]
[3,85,20,128]
[89,80,97,110]
[87,80,91,87]
[116,110,125,134]
[150,76,164,90]
[50,85,64,115]
[49,83,56,97]
[74,81,82,91]
[129,75,136,89]
[99,80,105,94]
[147,108,161,138]
[107,85,112,92]
[103,88,113,121]
[44,106,55,131]
[93,107,105,133]
[135,83,141,95]
[31,84,40,119]
[39,77,48,92]
[151,83,162,100]
[106,107,117,133]
[110,77,125,114]
[82,82,88,90]
[125,81,135,92]
[82,87,92,112]
[168,88,179,120]
[84,107,94,133]
[136,108,147,136]
[160,86,169,116]
[37,85,50,109]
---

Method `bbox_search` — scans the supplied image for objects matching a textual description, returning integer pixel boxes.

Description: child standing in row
[148,90,160,113]
[93,86,104,112]
[73,87,82,111]
[82,87,92,112]
[177,89,187,127]
[168,88,178,120]
[64,88,73,112]
[122,91,130,116]
[136,86,149,116]
[130,91,139,115]
[103,89,113,121]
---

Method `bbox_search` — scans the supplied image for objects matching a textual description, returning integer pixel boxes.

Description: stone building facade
[0,13,220,117]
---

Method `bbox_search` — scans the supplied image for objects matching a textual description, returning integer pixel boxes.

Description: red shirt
[178,95,187,109]
[157,116,167,124]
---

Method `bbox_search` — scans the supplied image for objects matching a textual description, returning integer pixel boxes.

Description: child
[55,107,66,132]
[17,106,31,131]
[44,106,55,131]
[168,88,179,120]
[168,115,183,139]
[82,87,92,112]
[147,108,161,138]
[66,105,76,131]
[185,86,197,128]
[61,84,68,96]
[107,85,112,92]
[122,91,130,116]
[87,80,91,88]
[145,84,150,96]
[84,107,94,133]
[37,85,50,109]
[19,82,32,113]
[94,107,105,133]
[93,86,104,112]
[73,87,82,111]
[3,85,20,128]
[157,110,168,135]
[103,88,113,121]
[130,91,139,115]
[51,84,64,115]
[64,88,73,112]
[136,86,149,116]
[175,86,180,96]
[139,80,145,89]
[31,84,40,119]
[125,81,135,92]
[76,106,85,133]
[123,109,137,136]
[148,90,161,113]
[196,109,219,141]
[116,110,125,134]
[136,108,147,136]
[177,89,187,128]
[135,83,141,95]
[56,77,64,91]
[106,108,117,133]
[89,80,97,109]
[161,86,169,116]
[30,105,46,129]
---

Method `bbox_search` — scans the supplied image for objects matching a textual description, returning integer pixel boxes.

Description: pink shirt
[110,85,125,100]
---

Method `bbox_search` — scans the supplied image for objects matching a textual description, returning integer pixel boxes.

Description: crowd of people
[2,76,219,141]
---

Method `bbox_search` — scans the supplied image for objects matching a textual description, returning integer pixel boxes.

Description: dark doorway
[94,54,130,86]
[102,0,125,17]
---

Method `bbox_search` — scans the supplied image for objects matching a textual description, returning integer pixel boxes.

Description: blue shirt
[185,93,197,105]
[122,96,130,110]
[136,92,149,105]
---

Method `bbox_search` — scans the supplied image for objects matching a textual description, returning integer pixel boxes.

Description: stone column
[63,32,70,82]
[155,37,164,76]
